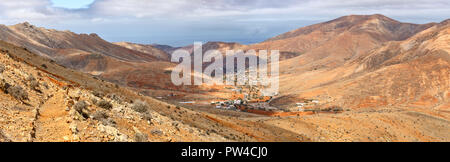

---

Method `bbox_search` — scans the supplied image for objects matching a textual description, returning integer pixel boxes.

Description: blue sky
[51,0,95,9]
[0,0,449,46]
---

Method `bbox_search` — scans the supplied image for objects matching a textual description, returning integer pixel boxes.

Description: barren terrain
[0,14,449,142]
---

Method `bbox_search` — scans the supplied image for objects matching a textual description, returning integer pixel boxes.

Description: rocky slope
[0,14,449,142]
[253,14,435,53]
[0,22,158,62]
[253,15,450,142]
[274,16,449,110]
[151,44,181,55]
[0,40,233,142]
[113,42,170,61]
[0,22,179,92]
[0,40,314,142]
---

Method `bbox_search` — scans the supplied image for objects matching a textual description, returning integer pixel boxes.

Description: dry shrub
[97,100,112,110]
[0,79,11,92]
[0,64,5,73]
[132,100,148,113]
[30,80,41,93]
[92,110,116,126]
[143,113,152,122]
[134,132,148,142]
[92,91,104,98]
[74,100,88,113]
[92,110,108,120]
[7,85,28,101]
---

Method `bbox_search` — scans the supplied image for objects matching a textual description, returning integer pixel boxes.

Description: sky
[51,0,95,9]
[0,0,449,46]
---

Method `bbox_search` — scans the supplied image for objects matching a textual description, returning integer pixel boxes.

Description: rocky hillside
[253,14,435,54]
[0,22,185,92]
[114,42,170,61]
[274,15,449,111]
[0,22,158,62]
[0,40,313,142]
[0,14,449,142]
[151,44,181,55]
[0,41,227,142]
[256,16,449,142]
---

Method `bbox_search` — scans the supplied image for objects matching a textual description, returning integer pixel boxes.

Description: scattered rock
[151,129,163,136]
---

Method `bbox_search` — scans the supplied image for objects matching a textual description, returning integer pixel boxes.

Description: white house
[296,103,307,107]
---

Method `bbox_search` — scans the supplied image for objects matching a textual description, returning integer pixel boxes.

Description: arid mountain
[343,19,450,109]
[0,14,449,142]
[156,41,246,56]
[0,41,227,142]
[114,42,170,61]
[0,22,239,99]
[151,44,182,56]
[121,41,246,61]
[0,22,182,92]
[199,42,246,54]
[274,16,449,111]
[253,14,435,53]
[0,40,312,142]
[0,22,158,62]
[256,15,450,142]
[188,41,300,61]
[250,14,436,71]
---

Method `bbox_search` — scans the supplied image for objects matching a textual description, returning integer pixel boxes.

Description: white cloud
[0,0,448,46]
[0,0,80,24]
[82,0,450,20]
[0,0,448,24]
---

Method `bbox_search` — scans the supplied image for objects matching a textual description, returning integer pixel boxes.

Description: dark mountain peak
[17,21,32,26]
[12,22,36,29]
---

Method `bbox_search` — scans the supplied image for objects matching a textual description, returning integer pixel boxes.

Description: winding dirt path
[33,91,72,142]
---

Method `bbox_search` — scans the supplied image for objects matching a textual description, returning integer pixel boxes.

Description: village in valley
[151,61,345,118]
[204,70,341,116]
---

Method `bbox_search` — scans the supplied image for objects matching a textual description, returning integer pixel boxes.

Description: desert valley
[0,14,448,142]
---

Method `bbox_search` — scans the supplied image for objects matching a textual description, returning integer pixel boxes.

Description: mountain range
[0,14,448,142]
